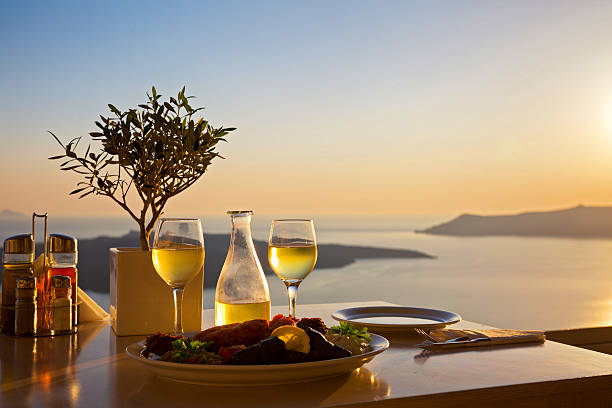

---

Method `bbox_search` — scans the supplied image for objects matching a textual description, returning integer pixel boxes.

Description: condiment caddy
[0,213,78,336]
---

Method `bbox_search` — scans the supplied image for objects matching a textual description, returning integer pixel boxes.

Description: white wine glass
[268,219,317,317]
[152,218,205,333]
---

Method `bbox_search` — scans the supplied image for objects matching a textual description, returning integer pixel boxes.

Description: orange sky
[2,2,612,218]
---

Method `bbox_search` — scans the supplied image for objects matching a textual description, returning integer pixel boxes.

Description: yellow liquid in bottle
[214,300,271,326]
[152,247,204,286]
[268,244,317,282]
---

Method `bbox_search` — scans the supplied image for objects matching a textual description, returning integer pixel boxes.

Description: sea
[2,214,612,331]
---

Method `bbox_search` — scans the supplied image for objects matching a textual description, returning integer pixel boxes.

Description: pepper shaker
[48,234,78,328]
[50,276,72,335]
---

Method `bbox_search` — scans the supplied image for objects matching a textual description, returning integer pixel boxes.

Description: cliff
[417,205,612,238]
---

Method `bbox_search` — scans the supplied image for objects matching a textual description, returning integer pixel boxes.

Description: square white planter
[109,248,203,336]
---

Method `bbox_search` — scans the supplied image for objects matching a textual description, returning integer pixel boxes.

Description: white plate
[332,306,461,332]
[125,332,389,386]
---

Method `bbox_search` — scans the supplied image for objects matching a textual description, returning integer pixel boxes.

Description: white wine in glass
[152,218,205,333]
[152,245,205,287]
[268,219,317,317]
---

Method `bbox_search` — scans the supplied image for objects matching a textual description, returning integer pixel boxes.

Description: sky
[1,1,612,218]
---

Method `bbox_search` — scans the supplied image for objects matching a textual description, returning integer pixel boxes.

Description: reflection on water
[82,223,612,330]
[293,232,612,330]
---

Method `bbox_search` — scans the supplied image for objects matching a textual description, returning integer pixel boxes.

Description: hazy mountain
[417,205,612,238]
[1,231,431,292]
[0,210,31,244]
[0,209,27,219]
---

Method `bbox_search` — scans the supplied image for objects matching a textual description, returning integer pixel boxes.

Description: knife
[418,337,492,348]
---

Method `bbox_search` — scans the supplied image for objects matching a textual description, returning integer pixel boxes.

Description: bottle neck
[230,215,254,250]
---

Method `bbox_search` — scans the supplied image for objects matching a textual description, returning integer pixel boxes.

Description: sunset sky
[1,1,612,217]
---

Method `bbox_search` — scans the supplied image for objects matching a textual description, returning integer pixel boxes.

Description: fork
[413,328,437,342]
[414,328,469,343]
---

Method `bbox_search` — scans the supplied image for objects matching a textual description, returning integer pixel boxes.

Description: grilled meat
[193,319,269,350]
[305,327,351,360]
[142,332,185,357]
[268,314,298,335]
[142,316,349,367]
[282,350,311,364]
[297,317,328,334]
[218,345,246,364]
[230,337,286,365]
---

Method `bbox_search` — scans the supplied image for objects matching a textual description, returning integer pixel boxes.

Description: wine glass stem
[285,282,300,318]
[173,287,184,333]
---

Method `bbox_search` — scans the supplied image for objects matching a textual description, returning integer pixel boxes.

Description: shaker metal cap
[49,234,77,253]
[16,276,36,289]
[3,234,34,254]
[51,275,72,288]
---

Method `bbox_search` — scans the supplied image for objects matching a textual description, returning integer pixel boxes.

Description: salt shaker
[15,276,37,336]
[1,234,35,335]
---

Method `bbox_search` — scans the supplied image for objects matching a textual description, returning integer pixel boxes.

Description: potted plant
[49,86,235,335]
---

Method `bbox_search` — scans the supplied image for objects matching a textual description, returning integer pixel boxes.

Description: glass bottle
[215,210,270,326]
[50,276,72,335]
[1,234,35,335]
[48,234,78,329]
[15,276,37,336]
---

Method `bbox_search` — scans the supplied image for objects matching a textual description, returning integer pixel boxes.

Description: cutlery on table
[414,328,469,343]
[413,328,491,346]
[425,337,492,346]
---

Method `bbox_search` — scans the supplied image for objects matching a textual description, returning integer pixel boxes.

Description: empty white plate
[332,306,461,332]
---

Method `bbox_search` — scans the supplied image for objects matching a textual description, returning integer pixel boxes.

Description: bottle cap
[49,234,77,253]
[51,275,72,289]
[227,210,253,216]
[3,234,34,254]
[16,276,36,289]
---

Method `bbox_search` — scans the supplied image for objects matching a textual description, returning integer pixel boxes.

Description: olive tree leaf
[49,86,236,250]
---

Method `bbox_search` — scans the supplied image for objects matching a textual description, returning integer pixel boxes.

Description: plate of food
[126,314,389,386]
[332,306,461,333]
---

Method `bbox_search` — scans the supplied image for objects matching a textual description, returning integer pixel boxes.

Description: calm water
[4,214,612,330]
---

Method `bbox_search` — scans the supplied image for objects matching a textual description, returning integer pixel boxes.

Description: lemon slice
[270,326,310,354]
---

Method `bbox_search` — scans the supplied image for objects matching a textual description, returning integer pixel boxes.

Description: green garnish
[165,339,215,363]
[188,340,211,352]
[171,338,213,353]
[329,322,372,343]
[171,339,187,351]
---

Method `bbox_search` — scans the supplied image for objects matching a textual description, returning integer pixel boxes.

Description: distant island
[0,231,432,293]
[417,205,612,238]
[0,209,26,218]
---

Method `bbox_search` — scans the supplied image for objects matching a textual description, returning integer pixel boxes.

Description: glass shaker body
[215,211,270,325]
[1,234,35,335]
[15,276,37,336]
[50,275,72,335]
[48,234,78,329]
